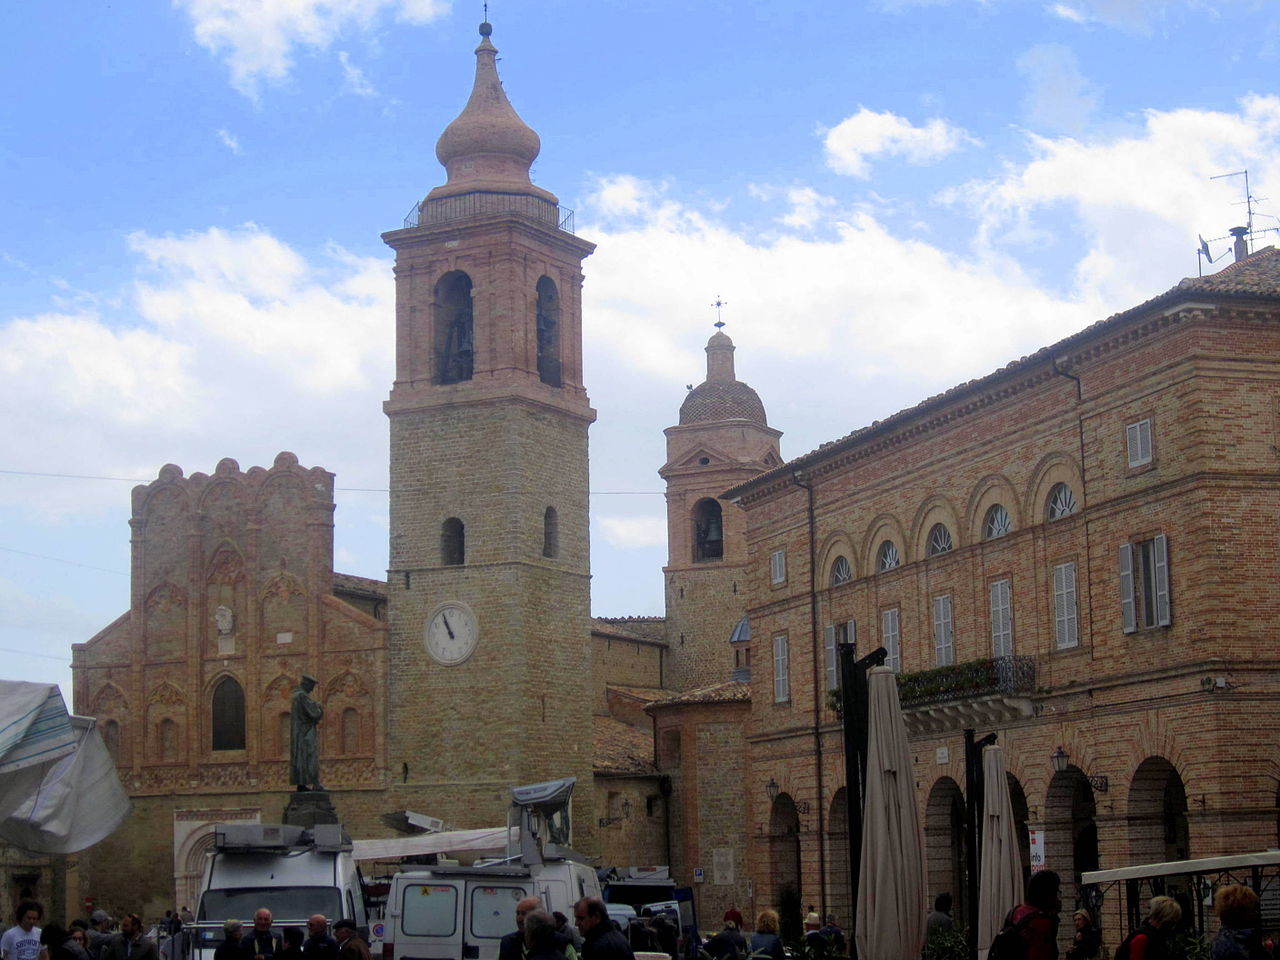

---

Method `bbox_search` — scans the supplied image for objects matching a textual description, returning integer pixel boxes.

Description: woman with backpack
[1113,897,1181,960]
[992,869,1062,960]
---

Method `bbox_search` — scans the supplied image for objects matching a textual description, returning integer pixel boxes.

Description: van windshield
[199,887,343,924]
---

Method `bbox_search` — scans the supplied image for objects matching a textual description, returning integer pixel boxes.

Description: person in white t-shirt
[1,902,44,960]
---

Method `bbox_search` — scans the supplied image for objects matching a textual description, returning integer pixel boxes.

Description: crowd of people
[0,905,371,960]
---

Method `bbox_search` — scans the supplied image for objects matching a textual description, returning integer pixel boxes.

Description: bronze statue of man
[290,674,323,791]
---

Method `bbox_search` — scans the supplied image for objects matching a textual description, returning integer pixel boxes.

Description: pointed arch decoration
[211,675,246,751]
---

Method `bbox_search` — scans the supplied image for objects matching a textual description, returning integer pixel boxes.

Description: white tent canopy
[351,826,518,861]
[0,681,130,853]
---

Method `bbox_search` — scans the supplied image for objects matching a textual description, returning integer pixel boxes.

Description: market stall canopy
[0,681,130,853]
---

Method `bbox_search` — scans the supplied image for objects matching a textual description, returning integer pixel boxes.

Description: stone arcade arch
[926,777,967,923]
[1046,766,1098,910]
[769,793,802,926]
[827,787,851,928]
[1128,756,1190,864]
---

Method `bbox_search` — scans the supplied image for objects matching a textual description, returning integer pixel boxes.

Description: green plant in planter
[922,929,969,960]
[1167,931,1211,960]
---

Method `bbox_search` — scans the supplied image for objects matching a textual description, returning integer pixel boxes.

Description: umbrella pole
[964,730,997,960]
[839,643,886,960]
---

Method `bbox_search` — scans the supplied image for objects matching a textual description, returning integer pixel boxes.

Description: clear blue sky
[3,0,1279,696]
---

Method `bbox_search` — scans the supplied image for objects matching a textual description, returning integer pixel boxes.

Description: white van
[382,778,599,960]
[191,823,370,959]
[383,859,599,960]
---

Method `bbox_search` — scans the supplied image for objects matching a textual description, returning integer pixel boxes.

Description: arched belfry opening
[693,498,724,561]
[441,517,465,566]
[434,271,474,384]
[536,276,561,387]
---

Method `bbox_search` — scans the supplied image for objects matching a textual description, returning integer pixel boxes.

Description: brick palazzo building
[721,244,1280,928]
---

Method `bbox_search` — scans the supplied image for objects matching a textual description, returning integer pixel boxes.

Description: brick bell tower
[660,329,782,691]
[382,21,596,845]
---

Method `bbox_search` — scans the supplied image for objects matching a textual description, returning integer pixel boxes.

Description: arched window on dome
[1047,482,1078,521]
[927,523,954,556]
[535,276,561,387]
[441,517,465,566]
[542,507,559,558]
[211,676,245,751]
[693,498,724,562]
[434,271,473,384]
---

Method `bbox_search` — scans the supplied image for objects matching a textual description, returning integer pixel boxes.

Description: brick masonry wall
[735,303,1280,917]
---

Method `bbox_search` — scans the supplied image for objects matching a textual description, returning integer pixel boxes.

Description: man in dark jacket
[101,915,158,960]
[331,922,369,960]
[573,900,633,960]
[302,917,337,960]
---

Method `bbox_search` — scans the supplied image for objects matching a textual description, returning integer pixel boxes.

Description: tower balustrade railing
[401,192,575,233]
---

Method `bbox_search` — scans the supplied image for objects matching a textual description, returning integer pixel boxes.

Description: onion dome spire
[427,22,557,203]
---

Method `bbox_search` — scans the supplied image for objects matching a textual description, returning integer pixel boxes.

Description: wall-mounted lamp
[766,777,780,803]
[1051,745,1108,793]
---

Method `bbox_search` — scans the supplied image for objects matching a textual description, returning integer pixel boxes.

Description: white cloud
[338,51,377,97]
[216,128,242,154]
[1017,44,1099,135]
[176,0,449,95]
[598,517,667,550]
[944,95,1280,306]
[824,107,973,179]
[0,225,393,516]
[779,187,837,229]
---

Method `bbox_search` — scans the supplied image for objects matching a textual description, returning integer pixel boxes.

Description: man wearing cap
[85,912,112,960]
[290,675,323,792]
[331,922,368,960]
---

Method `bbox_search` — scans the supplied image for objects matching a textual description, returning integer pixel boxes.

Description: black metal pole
[839,643,886,960]
[964,730,997,960]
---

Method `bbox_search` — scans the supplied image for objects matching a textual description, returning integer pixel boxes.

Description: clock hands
[442,613,456,640]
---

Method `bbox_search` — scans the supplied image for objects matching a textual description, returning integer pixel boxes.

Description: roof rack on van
[214,822,352,853]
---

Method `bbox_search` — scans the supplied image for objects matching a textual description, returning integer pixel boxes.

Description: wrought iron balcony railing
[896,656,1037,734]
[898,655,1035,707]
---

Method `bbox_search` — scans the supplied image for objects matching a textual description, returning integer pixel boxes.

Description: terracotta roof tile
[646,680,751,711]
[333,572,388,597]
[607,684,670,703]
[593,616,667,644]
[593,716,657,775]
[679,380,768,426]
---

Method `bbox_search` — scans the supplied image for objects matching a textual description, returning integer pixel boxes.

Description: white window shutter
[1119,543,1137,634]
[846,619,857,648]
[1153,534,1170,626]
[824,625,837,691]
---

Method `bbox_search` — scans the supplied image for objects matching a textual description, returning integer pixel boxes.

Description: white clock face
[424,602,479,665]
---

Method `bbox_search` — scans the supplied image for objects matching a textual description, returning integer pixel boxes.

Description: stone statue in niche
[290,674,323,791]
[214,605,234,636]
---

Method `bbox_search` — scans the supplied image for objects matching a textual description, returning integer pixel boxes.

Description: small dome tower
[660,327,782,691]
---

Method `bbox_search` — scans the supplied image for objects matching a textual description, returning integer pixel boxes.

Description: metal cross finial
[711,296,727,329]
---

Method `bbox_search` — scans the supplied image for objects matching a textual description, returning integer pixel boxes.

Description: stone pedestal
[283,790,339,829]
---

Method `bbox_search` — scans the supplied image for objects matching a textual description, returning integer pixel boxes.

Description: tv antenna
[1197,169,1280,274]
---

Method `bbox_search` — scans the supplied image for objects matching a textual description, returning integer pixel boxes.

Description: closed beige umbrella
[977,744,1022,959]
[856,665,927,960]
